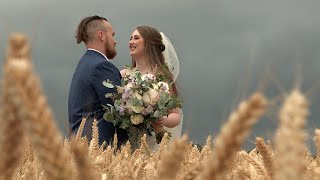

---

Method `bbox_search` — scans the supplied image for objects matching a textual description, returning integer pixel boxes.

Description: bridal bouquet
[102,67,182,149]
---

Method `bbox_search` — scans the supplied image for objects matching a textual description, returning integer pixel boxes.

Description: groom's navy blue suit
[68,49,128,146]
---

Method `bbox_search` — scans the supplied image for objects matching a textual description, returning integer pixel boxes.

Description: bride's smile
[129,30,145,58]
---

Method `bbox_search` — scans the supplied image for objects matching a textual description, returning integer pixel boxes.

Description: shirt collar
[87,48,109,61]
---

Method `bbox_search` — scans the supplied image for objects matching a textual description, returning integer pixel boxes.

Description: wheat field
[1,33,320,180]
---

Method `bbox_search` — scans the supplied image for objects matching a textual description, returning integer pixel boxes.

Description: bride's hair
[131,25,179,96]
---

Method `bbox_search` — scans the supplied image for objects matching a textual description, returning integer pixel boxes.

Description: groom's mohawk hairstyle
[75,15,108,44]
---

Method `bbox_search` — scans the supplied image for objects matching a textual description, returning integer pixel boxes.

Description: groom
[68,15,128,146]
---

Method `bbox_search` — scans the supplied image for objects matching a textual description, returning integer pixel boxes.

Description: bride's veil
[160,32,183,139]
[160,32,180,82]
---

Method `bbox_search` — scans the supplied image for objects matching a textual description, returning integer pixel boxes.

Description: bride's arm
[164,108,181,128]
[155,107,181,128]
[153,78,182,128]
[162,83,182,128]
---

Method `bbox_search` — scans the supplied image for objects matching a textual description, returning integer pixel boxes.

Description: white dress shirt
[87,48,109,61]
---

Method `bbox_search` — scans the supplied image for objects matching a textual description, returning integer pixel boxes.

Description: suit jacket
[68,49,128,146]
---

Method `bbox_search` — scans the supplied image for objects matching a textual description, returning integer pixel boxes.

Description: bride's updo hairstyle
[132,25,179,96]
[75,15,108,44]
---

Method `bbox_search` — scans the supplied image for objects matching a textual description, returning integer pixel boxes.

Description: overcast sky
[1,0,320,151]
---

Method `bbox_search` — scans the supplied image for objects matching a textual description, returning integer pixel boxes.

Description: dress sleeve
[92,61,121,106]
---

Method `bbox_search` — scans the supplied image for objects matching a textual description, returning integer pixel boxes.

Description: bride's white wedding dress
[124,32,181,152]
[146,109,183,152]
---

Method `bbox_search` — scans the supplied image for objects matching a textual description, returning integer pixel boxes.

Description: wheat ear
[239,151,270,180]
[313,129,320,166]
[0,71,25,180]
[112,132,118,153]
[255,137,274,178]
[274,89,308,180]
[139,134,151,157]
[178,144,201,180]
[89,119,99,159]
[117,160,135,180]
[5,32,31,61]
[76,117,87,140]
[134,160,148,180]
[200,135,212,160]
[71,138,99,180]
[155,134,188,180]
[20,161,37,180]
[7,54,73,179]
[154,132,170,163]
[197,92,267,180]
[0,33,30,180]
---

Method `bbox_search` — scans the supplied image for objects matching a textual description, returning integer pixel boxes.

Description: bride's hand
[152,117,165,127]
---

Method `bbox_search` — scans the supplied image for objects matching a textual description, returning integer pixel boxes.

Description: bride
[121,25,183,151]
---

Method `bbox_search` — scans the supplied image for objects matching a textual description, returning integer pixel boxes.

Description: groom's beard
[105,40,116,59]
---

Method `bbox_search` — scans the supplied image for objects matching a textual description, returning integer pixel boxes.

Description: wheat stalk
[197,92,267,180]
[255,137,274,178]
[274,89,308,180]
[200,135,212,160]
[6,49,73,179]
[76,117,87,140]
[0,33,30,180]
[239,151,270,180]
[89,119,99,159]
[71,138,99,180]
[155,134,188,180]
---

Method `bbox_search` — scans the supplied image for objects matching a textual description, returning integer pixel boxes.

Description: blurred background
[1,0,320,152]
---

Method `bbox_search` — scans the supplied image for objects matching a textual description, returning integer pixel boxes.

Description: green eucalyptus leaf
[153,110,162,118]
[132,98,143,106]
[158,101,166,109]
[105,93,113,98]
[162,94,171,103]
[102,80,114,88]
[106,104,114,113]
[120,119,131,129]
[120,79,125,86]
[101,104,109,110]
[103,112,114,121]
[162,107,168,114]
[166,100,174,109]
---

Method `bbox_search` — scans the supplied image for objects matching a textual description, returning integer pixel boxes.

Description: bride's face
[129,30,145,58]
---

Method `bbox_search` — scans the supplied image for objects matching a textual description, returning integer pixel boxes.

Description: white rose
[142,92,151,105]
[134,92,143,100]
[126,100,134,113]
[157,81,170,93]
[143,89,159,106]
[116,86,124,93]
[130,114,144,125]
[125,69,133,77]
[132,105,144,113]
[149,89,159,101]
[125,83,133,90]
[152,83,159,90]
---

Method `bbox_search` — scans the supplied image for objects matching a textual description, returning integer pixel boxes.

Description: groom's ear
[97,31,105,41]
